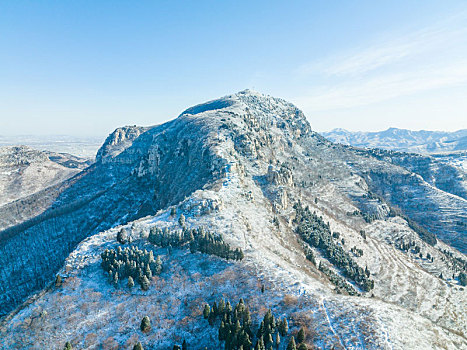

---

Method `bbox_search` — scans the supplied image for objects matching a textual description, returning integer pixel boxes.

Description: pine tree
[297,344,307,350]
[140,275,150,291]
[145,264,152,279]
[133,343,143,350]
[266,333,273,345]
[117,228,128,244]
[171,207,176,216]
[173,345,181,350]
[113,272,119,285]
[128,276,134,289]
[203,304,211,319]
[182,339,187,350]
[64,342,72,350]
[275,333,280,348]
[297,327,305,343]
[287,336,297,350]
[279,318,288,336]
[55,275,62,287]
[140,316,151,332]
[459,272,467,287]
[179,214,186,227]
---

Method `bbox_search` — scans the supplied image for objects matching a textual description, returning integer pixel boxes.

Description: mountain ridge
[0,90,466,349]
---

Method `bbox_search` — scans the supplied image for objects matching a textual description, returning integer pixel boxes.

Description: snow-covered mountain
[0,146,92,207]
[0,91,466,349]
[0,135,103,159]
[321,127,467,154]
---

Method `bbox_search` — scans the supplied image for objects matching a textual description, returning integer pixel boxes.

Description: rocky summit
[0,90,466,349]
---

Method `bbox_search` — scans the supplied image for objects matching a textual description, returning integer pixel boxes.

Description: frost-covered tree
[275,333,280,348]
[279,318,288,336]
[179,214,186,227]
[133,342,143,350]
[117,228,128,244]
[297,344,307,350]
[55,275,62,287]
[182,339,187,350]
[140,275,150,291]
[140,316,151,332]
[203,304,211,319]
[63,341,72,350]
[113,272,119,285]
[286,336,296,350]
[297,327,305,343]
[127,276,134,289]
[459,272,467,286]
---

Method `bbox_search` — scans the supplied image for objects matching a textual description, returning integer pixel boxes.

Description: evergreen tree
[203,304,211,319]
[145,264,152,279]
[140,316,151,332]
[173,346,181,350]
[459,272,467,287]
[140,275,150,291]
[117,228,128,244]
[171,207,176,216]
[55,275,62,287]
[128,276,134,289]
[179,214,186,227]
[133,342,143,350]
[266,333,273,345]
[275,333,280,348]
[182,339,187,350]
[297,327,305,343]
[297,344,307,350]
[113,272,119,285]
[287,336,297,350]
[63,342,72,350]
[279,318,288,336]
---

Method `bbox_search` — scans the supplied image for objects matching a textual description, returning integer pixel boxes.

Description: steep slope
[1,91,466,349]
[0,119,223,317]
[0,146,91,207]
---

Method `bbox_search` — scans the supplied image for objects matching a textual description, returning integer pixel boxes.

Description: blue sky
[0,1,466,136]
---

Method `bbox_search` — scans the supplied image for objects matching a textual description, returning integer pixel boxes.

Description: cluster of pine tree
[204,298,298,350]
[318,263,359,296]
[294,202,374,292]
[100,246,162,290]
[148,226,244,261]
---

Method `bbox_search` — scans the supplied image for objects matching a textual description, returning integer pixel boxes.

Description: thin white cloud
[293,60,467,111]
[299,12,467,77]
[293,11,467,112]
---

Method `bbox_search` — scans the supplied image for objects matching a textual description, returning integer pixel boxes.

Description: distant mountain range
[321,128,467,154]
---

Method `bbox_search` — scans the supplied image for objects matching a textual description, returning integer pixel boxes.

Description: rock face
[0,90,466,349]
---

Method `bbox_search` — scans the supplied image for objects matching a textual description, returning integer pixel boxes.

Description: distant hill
[0,146,92,207]
[0,135,103,159]
[321,128,467,154]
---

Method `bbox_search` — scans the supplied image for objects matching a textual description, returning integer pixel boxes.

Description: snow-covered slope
[1,91,466,349]
[0,146,90,207]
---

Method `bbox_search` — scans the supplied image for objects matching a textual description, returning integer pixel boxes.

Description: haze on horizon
[0,0,466,137]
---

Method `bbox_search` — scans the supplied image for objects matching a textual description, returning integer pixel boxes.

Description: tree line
[294,202,374,292]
